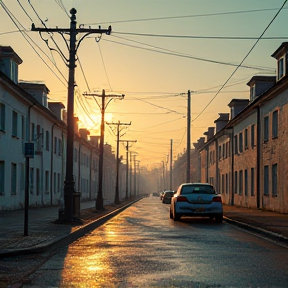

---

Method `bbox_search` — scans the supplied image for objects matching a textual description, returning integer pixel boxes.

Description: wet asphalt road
[22,196,288,287]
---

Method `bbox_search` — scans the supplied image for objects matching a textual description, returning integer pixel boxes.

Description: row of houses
[0,45,132,211]
[189,42,288,213]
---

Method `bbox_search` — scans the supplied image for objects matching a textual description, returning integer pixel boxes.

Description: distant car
[170,183,223,222]
[162,190,174,204]
[152,192,159,197]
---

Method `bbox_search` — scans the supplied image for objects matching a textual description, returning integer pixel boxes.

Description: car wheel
[173,207,181,221]
[169,207,173,219]
[215,214,223,223]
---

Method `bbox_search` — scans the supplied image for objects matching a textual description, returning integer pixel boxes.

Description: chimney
[228,99,249,119]
[214,113,229,133]
[0,46,22,84]
[19,82,50,108]
[74,117,79,136]
[90,136,100,149]
[247,75,276,102]
[193,137,205,150]
[79,128,90,141]
[48,102,65,121]
[204,127,215,141]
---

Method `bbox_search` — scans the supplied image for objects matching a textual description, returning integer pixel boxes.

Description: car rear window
[165,191,174,197]
[181,185,215,194]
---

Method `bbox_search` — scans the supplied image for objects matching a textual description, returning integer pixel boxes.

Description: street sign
[25,142,34,158]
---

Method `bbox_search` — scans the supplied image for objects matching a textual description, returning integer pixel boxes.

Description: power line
[0,2,67,86]
[86,7,288,25]
[114,31,288,41]
[192,0,287,123]
[103,37,275,72]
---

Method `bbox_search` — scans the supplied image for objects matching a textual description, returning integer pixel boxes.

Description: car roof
[180,183,213,187]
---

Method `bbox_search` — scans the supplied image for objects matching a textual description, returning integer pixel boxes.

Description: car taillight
[212,196,222,203]
[177,196,188,202]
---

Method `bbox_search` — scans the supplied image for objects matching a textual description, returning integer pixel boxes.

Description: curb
[0,198,141,258]
[224,216,288,245]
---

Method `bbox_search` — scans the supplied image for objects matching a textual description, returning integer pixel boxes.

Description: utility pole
[32,8,111,222]
[83,90,124,210]
[130,152,138,196]
[119,140,137,199]
[187,90,191,183]
[170,139,173,190]
[107,121,131,204]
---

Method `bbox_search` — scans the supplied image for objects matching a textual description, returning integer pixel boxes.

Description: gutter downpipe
[50,123,57,206]
[256,106,261,209]
[231,127,234,206]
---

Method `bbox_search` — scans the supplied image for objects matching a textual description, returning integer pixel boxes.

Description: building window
[239,132,243,153]
[12,111,18,137]
[46,131,50,151]
[226,141,230,157]
[0,103,5,131]
[218,145,222,160]
[272,164,278,196]
[221,174,225,193]
[222,143,226,159]
[31,123,35,141]
[21,115,25,140]
[264,165,269,195]
[244,128,248,149]
[272,110,278,138]
[57,173,61,193]
[278,57,284,80]
[54,137,57,154]
[244,169,248,196]
[251,168,255,196]
[251,124,255,147]
[234,171,238,194]
[239,170,243,195]
[209,177,214,186]
[30,167,34,195]
[45,171,49,192]
[250,85,255,100]
[226,173,229,194]
[264,116,269,142]
[234,135,238,154]
[36,168,40,195]
[11,163,17,195]
[53,172,56,194]
[74,148,78,162]
[0,161,4,195]
[58,139,62,156]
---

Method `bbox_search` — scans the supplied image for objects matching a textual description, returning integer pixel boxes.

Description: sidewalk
[1,198,288,259]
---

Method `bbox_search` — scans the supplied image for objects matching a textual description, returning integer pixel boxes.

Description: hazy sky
[1,0,287,169]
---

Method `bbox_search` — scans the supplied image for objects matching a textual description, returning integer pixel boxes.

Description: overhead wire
[96,40,113,91]
[192,0,287,123]
[114,31,288,41]
[103,37,275,72]
[0,1,67,86]
[87,7,288,25]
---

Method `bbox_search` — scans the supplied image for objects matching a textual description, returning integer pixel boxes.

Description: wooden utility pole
[170,139,173,190]
[107,121,131,204]
[187,90,191,183]
[32,8,111,222]
[119,140,137,199]
[83,91,124,210]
